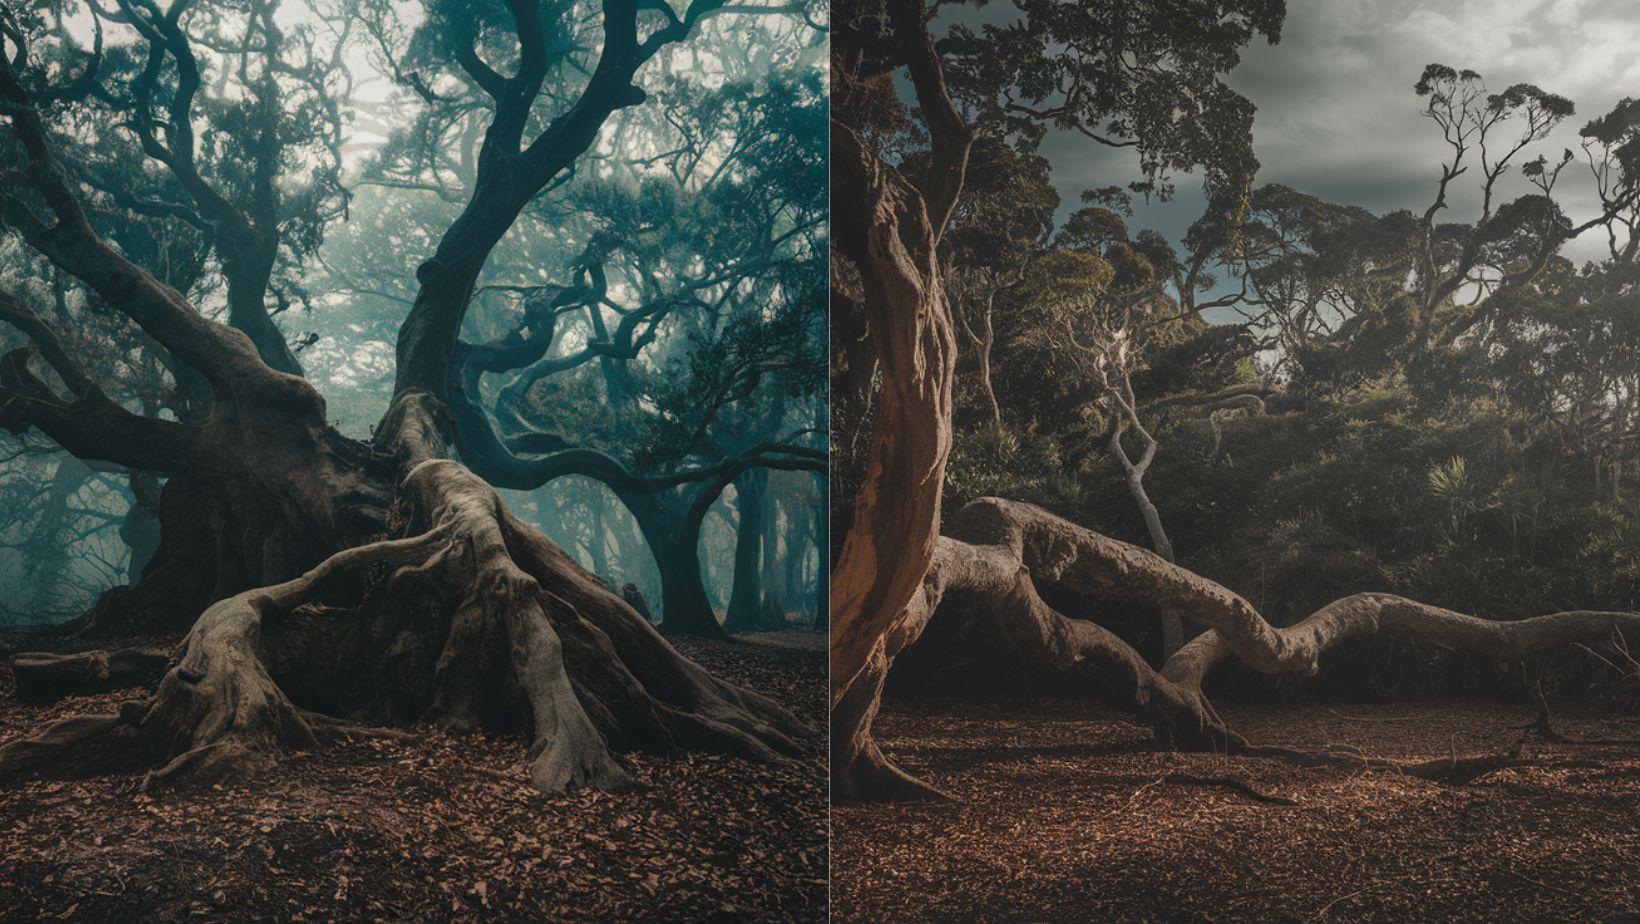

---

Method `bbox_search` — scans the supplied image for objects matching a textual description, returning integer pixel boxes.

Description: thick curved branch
[396,0,663,398]
[0,375,194,473]
[0,287,92,395]
[0,52,287,393]
[460,389,824,493]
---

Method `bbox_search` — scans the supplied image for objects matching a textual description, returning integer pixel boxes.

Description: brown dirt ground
[0,630,826,923]
[831,695,1640,923]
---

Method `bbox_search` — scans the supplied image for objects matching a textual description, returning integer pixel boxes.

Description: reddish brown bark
[828,0,973,804]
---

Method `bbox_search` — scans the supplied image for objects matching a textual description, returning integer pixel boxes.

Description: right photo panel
[830,1,1640,921]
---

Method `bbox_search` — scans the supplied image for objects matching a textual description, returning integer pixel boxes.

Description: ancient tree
[0,0,813,794]
[346,38,828,638]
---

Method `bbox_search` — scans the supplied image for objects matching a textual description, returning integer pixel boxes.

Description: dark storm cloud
[940,0,1640,272]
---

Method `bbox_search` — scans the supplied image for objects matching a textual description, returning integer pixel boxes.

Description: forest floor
[0,628,826,923]
[832,695,1640,923]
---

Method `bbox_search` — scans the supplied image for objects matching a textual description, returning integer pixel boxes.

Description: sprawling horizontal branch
[1163,594,1640,690]
[462,403,825,494]
[955,498,1640,686]
[837,496,1640,803]
[0,384,192,472]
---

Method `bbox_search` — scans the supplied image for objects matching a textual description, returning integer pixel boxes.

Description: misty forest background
[0,0,827,634]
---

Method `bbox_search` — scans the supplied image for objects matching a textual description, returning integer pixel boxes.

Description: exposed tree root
[1236,741,1533,786]
[10,647,171,703]
[0,455,806,794]
[833,496,1640,803]
[1524,685,1640,747]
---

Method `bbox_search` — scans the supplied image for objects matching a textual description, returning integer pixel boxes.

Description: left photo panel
[0,0,828,919]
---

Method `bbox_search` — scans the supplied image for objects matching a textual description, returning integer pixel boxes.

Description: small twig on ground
[1312,883,1378,920]
[1161,773,1298,806]
[1323,709,1419,723]
[1125,775,1166,807]
[1502,869,1578,896]
[1524,684,1640,747]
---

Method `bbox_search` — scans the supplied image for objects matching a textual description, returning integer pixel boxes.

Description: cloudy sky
[943,0,1640,290]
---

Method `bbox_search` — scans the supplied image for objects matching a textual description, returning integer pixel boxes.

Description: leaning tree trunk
[843,496,1640,801]
[0,393,805,794]
[828,0,973,804]
[827,212,959,802]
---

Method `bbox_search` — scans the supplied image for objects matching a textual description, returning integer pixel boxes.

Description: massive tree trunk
[4,248,394,639]
[84,411,396,635]
[0,394,806,793]
[839,496,1640,802]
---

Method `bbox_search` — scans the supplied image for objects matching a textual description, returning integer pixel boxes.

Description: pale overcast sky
[942,0,1640,306]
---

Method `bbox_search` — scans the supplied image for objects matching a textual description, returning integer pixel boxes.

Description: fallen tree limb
[11,647,172,703]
